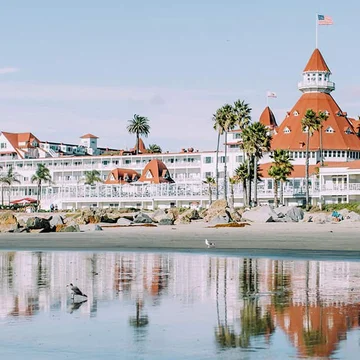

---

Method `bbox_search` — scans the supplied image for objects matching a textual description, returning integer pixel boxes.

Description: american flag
[318,15,333,25]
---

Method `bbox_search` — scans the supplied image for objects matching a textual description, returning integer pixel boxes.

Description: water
[0,251,360,359]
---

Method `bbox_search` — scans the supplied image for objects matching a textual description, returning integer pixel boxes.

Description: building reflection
[0,251,359,357]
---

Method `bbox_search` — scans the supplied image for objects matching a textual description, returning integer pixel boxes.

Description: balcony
[298,80,335,94]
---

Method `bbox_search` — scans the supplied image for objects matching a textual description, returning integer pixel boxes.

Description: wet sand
[0,222,360,258]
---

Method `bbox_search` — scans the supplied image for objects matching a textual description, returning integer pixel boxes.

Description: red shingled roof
[259,106,278,129]
[138,159,174,184]
[303,48,331,73]
[80,133,98,139]
[104,168,140,184]
[260,163,319,178]
[271,93,360,151]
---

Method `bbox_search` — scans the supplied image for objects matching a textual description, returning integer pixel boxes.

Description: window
[0,143,7,149]
[299,152,303,158]
[325,126,334,133]
[236,155,243,162]
[294,152,298,158]
[345,127,353,134]
[284,127,291,134]
[234,133,241,139]
[324,150,328,157]
[337,151,341,157]
[342,151,345,157]
[311,152,315,158]
[220,156,228,163]
[293,111,299,116]
[204,172,213,178]
[124,159,131,164]
[204,157,212,164]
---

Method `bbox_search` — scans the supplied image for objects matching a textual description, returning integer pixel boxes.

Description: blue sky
[0,0,359,151]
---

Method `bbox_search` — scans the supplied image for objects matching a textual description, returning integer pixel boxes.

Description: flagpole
[266,92,269,107]
[315,13,318,48]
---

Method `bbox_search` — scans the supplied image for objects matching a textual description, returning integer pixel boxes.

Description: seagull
[205,239,215,248]
[67,283,88,299]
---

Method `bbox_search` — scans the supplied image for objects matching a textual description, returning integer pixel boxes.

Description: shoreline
[0,222,360,260]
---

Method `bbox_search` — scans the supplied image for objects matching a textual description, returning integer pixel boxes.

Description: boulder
[342,211,360,222]
[117,218,133,226]
[0,211,19,232]
[242,205,279,223]
[48,214,64,229]
[76,209,101,225]
[101,213,121,223]
[209,214,231,225]
[26,217,51,232]
[133,212,153,224]
[151,209,167,223]
[175,209,200,225]
[59,224,80,232]
[158,218,175,225]
[204,199,241,223]
[273,206,304,222]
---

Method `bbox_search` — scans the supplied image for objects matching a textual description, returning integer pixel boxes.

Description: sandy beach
[0,221,360,258]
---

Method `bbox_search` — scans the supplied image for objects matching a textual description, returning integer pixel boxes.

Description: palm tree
[301,109,321,210]
[83,170,102,185]
[234,162,249,207]
[242,122,272,207]
[203,176,216,206]
[229,176,238,210]
[268,149,294,207]
[233,100,252,161]
[213,107,227,200]
[0,166,21,205]
[147,144,162,153]
[127,114,151,155]
[31,164,52,210]
[318,111,329,166]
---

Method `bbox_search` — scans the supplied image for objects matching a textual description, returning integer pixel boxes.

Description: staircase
[47,148,59,158]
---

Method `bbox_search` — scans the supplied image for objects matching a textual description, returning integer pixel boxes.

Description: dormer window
[336,111,342,117]
[345,127,353,135]
[293,110,299,116]
[323,110,330,116]
[145,170,153,179]
[325,126,335,133]
[284,127,291,134]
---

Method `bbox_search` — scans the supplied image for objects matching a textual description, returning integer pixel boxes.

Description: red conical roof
[271,93,360,151]
[259,106,278,129]
[303,49,331,73]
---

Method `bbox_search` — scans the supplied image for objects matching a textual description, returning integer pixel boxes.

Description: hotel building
[1,48,360,209]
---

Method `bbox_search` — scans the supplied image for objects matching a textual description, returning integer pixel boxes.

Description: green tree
[268,149,294,207]
[83,170,102,186]
[301,109,321,210]
[318,110,329,166]
[203,176,216,206]
[233,100,252,161]
[147,144,162,153]
[0,166,21,205]
[234,162,249,207]
[229,176,238,210]
[242,122,272,206]
[127,114,151,155]
[31,164,52,210]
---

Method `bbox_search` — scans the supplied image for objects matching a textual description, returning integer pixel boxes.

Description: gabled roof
[303,48,331,73]
[138,159,174,184]
[130,138,148,154]
[1,132,40,159]
[80,133,98,139]
[271,93,360,151]
[104,168,140,185]
[259,106,278,129]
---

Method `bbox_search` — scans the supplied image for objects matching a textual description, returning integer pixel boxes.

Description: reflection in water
[0,251,360,358]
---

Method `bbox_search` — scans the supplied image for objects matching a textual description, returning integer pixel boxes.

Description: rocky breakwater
[202,199,242,225]
[242,205,304,223]
[0,211,80,233]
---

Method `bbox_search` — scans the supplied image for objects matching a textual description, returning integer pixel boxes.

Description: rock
[26,217,51,232]
[209,214,231,225]
[204,199,241,223]
[175,208,200,225]
[158,218,175,225]
[101,213,121,223]
[151,209,167,223]
[76,208,101,225]
[242,205,279,223]
[117,218,133,226]
[133,212,153,224]
[48,214,64,229]
[94,224,103,231]
[0,211,19,232]
[285,207,304,222]
[339,209,350,217]
[59,224,80,232]
[342,211,360,222]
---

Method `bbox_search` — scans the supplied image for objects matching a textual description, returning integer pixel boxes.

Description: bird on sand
[67,283,88,299]
[205,239,215,248]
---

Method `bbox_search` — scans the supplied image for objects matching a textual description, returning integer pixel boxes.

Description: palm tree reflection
[129,299,149,341]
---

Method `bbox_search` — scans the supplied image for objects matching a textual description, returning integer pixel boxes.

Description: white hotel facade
[1,48,360,210]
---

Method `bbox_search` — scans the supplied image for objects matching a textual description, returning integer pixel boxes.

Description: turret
[298,49,335,94]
